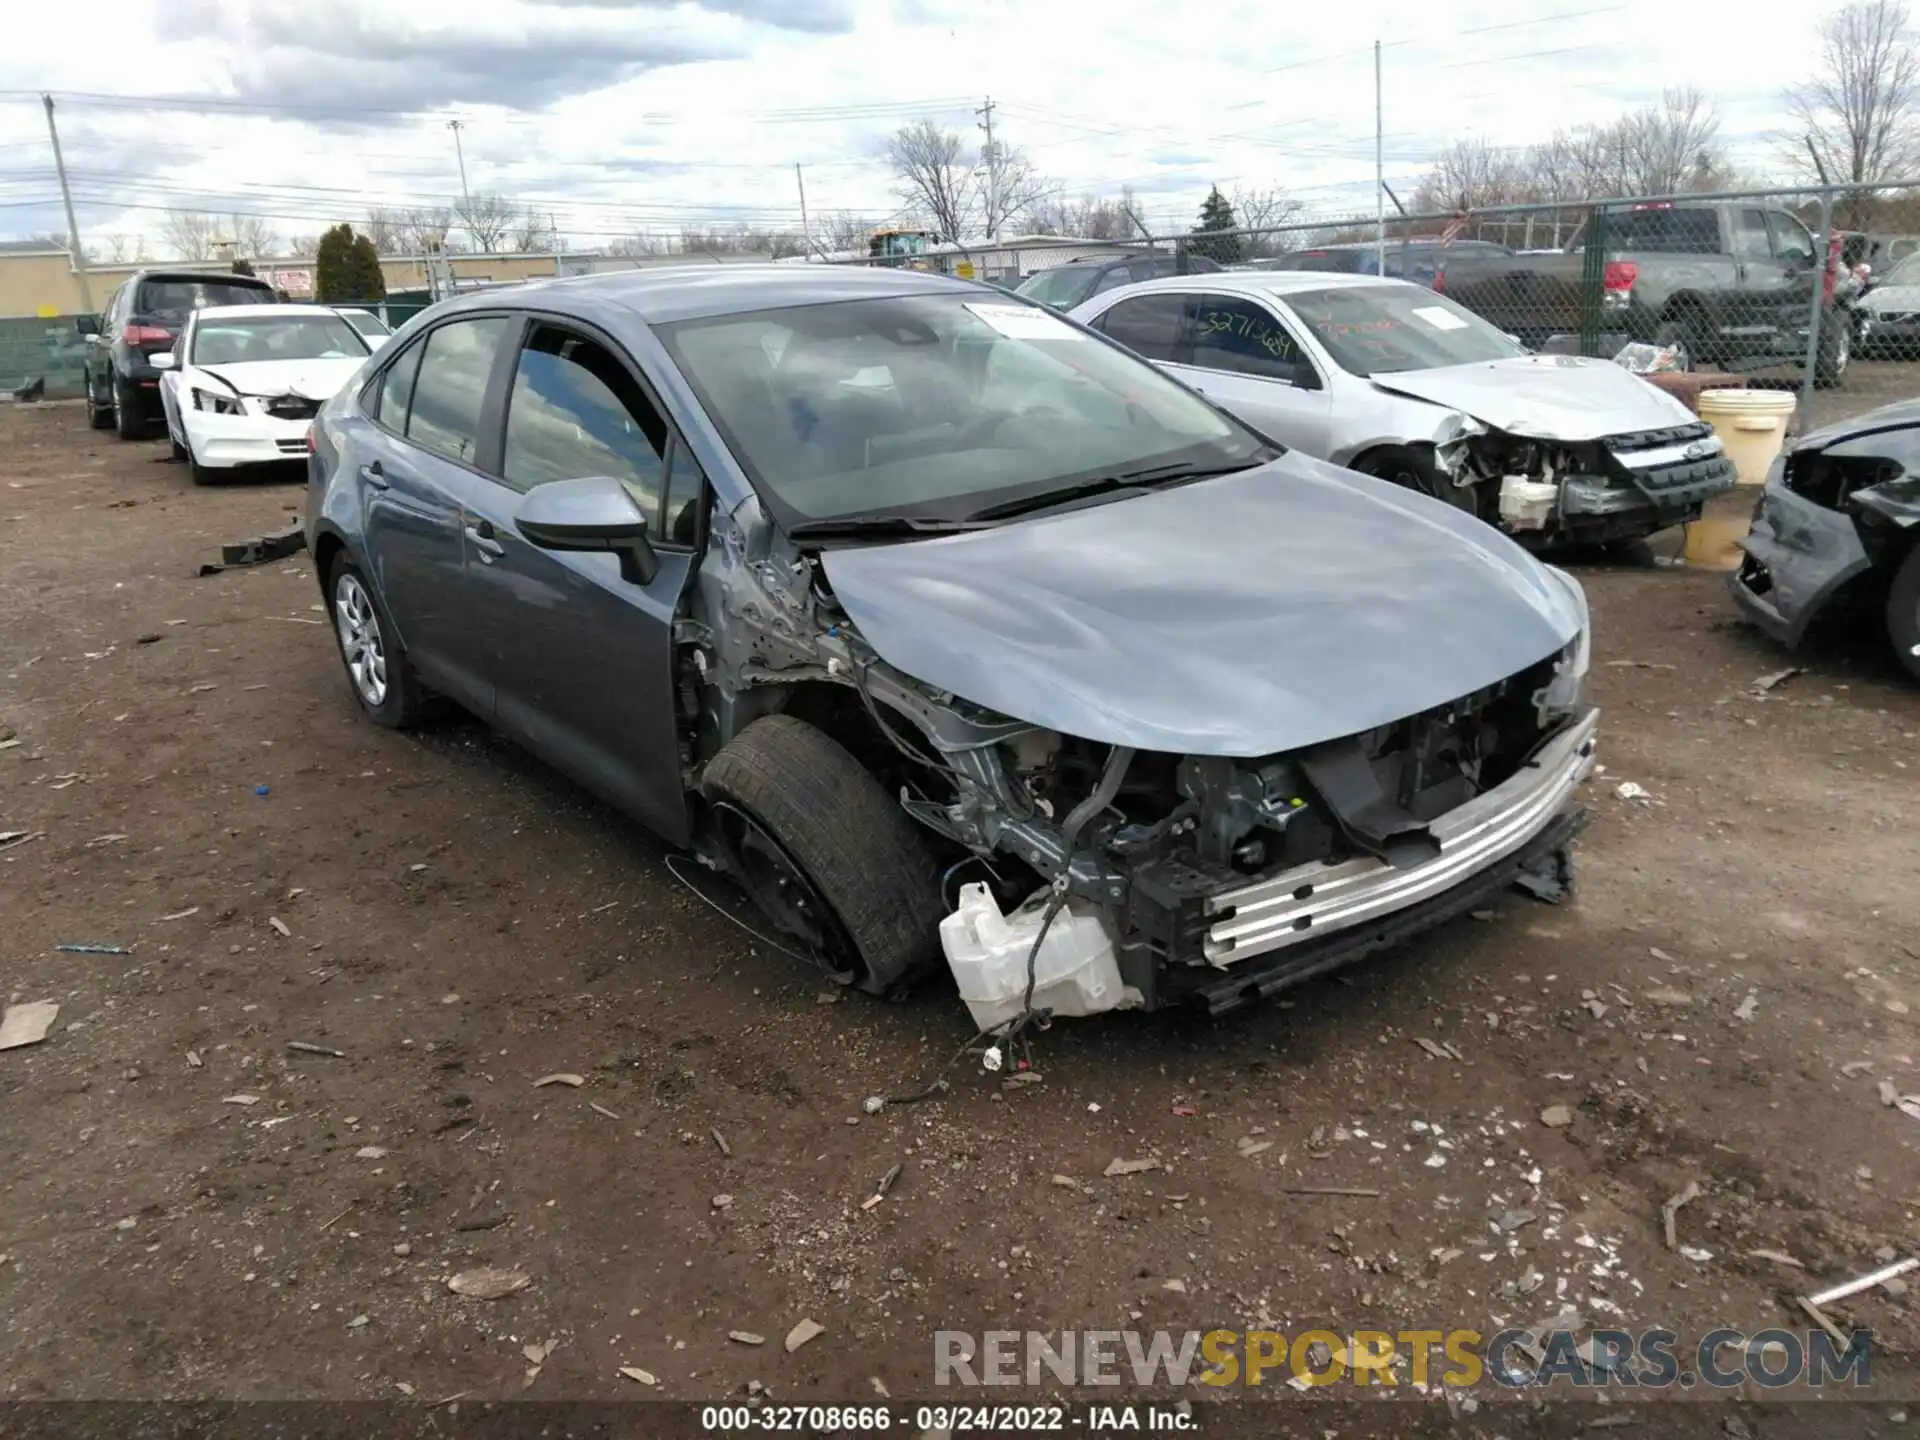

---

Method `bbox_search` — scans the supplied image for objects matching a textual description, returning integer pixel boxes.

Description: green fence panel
[0,315,91,399]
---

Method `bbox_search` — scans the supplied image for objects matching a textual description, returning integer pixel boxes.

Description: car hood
[1369,355,1693,441]
[1865,282,1920,313]
[1793,396,1920,452]
[821,454,1583,757]
[192,357,365,399]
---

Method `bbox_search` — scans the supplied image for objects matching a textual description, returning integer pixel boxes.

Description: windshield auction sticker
[966,303,1085,340]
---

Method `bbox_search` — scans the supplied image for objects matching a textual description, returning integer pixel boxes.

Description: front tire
[701,715,944,995]
[1887,543,1920,682]
[86,373,114,430]
[1354,445,1476,515]
[328,555,424,727]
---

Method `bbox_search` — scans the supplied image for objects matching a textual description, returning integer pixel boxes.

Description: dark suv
[79,269,279,438]
[1015,253,1223,310]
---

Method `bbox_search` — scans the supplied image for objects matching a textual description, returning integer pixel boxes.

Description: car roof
[428,263,980,327]
[132,269,275,286]
[191,304,337,321]
[1096,270,1419,302]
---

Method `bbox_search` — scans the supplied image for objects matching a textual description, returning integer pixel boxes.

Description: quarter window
[501,325,670,522]
[406,317,510,466]
[373,335,425,433]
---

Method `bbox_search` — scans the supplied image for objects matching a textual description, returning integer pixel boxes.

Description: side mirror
[75,315,100,338]
[151,352,176,371]
[515,475,659,585]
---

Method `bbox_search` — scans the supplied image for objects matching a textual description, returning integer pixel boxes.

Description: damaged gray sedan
[306,267,1598,1017]
[1731,398,1920,680]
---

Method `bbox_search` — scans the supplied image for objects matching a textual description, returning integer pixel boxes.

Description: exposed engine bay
[681,502,1598,1016]
[1436,418,1739,546]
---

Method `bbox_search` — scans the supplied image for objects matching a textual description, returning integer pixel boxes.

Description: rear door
[355,313,514,713]
[1764,210,1823,337]
[457,316,704,845]
[1167,291,1332,453]
[1087,290,1194,365]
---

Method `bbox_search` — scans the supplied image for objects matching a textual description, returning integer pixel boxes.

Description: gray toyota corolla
[306,265,1598,1015]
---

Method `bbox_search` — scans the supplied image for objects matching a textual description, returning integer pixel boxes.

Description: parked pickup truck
[1436,201,1857,386]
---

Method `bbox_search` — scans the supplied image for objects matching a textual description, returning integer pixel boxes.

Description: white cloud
[0,0,1850,257]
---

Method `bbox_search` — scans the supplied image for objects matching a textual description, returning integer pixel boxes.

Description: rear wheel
[112,376,144,441]
[1817,309,1851,387]
[328,555,425,727]
[701,715,945,996]
[1887,543,1920,682]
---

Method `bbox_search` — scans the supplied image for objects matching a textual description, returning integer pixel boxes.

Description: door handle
[465,523,505,561]
[359,461,389,490]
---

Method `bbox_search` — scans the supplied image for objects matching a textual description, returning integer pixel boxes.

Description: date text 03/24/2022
[697,1403,1194,1432]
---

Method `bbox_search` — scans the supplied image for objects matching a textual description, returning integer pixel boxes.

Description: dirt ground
[2,394,1919,1437]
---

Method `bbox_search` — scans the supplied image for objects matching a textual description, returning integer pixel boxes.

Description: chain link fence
[820,180,1920,415]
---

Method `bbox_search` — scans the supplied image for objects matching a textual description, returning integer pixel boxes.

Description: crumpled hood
[194,356,364,400]
[822,453,1583,756]
[1370,354,1694,441]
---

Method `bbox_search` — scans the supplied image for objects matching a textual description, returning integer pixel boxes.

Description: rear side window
[1096,293,1191,362]
[501,324,669,515]
[406,317,510,466]
[1606,208,1720,254]
[136,277,274,318]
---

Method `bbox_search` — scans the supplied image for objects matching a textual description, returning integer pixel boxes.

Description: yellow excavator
[867,228,943,269]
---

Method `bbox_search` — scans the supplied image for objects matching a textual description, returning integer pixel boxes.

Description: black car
[1014,253,1223,311]
[1256,239,1514,288]
[78,269,279,439]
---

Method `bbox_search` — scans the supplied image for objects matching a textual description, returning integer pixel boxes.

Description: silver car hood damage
[1370,355,1693,442]
[821,455,1582,757]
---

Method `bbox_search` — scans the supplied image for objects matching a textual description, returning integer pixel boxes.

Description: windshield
[657,293,1268,527]
[1014,266,1103,310]
[1281,284,1526,376]
[1881,251,1920,285]
[191,315,370,366]
[343,310,392,336]
[137,278,276,321]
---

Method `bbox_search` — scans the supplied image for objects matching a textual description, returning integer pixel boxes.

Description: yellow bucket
[1696,388,1797,486]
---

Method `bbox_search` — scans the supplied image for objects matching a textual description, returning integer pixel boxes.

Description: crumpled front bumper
[182,409,313,469]
[1728,468,1873,647]
[1202,707,1599,967]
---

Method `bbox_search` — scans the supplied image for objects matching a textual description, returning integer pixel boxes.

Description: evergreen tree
[314,224,354,303]
[1190,186,1242,265]
[231,257,256,276]
[348,233,386,301]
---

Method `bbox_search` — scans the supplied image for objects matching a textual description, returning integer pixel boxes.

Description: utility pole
[447,119,471,207]
[976,96,996,241]
[795,163,811,255]
[42,94,93,312]
[1374,41,1386,280]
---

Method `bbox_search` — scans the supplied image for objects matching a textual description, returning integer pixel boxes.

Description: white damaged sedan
[159,305,373,485]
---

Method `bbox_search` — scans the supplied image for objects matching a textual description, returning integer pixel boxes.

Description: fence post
[1798,188,1834,410]
[1577,205,1608,358]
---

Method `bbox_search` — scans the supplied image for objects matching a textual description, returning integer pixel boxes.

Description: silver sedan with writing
[1070,271,1737,547]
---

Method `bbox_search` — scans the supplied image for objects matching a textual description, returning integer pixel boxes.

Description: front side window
[406,317,509,466]
[1282,283,1526,377]
[1765,212,1816,266]
[502,325,669,518]
[374,336,424,433]
[1733,210,1772,261]
[190,315,368,366]
[1191,294,1312,383]
[657,293,1265,527]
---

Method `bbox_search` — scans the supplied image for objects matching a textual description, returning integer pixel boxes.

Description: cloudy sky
[0,0,1850,258]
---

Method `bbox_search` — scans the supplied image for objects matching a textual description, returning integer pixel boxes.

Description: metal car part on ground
[305,267,1599,1020]
[1730,398,1920,680]
[1068,272,1737,549]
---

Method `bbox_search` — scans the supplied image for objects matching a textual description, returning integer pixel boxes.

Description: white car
[158,305,373,485]
[1068,271,1739,548]
[335,307,393,347]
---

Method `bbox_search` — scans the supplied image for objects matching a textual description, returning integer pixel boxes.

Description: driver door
[1165,292,1332,455]
[458,316,705,847]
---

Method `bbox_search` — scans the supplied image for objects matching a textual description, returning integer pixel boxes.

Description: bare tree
[363,206,404,256]
[887,119,975,243]
[396,206,455,254]
[1611,87,1726,195]
[158,211,219,261]
[1788,0,1920,195]
[453,190,517,252]
[226,214,280,261]
[607,232,668,259]
[1229,186,1304,257]
[101,233,140,263]
[815,210,876,252]
[1029,194,1130,239]
[285,233,321,260]
[510,207,557,252]
[979,135,1048,238]
[1413,138,1529,213]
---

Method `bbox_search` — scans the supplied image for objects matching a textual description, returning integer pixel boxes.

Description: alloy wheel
[714,800,860,986]
[333,573,388,708]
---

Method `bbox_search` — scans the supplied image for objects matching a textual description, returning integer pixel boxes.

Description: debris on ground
[1414,1037,1466,1061]
[287,1041,344,1058]
[1749,1249,1804,1269]
[1613,341,1686,375]
[1809,1256,1919,1306]
[198,522,307,576]
[267,917,291,938]
[1751,667,1804,695]
[711,1193,734,1211]
[0,829,38,850]
[158,906,199,922]
[784,1318,825,1353]
[446,1267,531,1300]
[1644,987,1693,1007]
[354,1146,388,1160]
[711,1128,732,1157]
[1733,992,1759,1022]
[222,1093,261,1106]
[1614,781,1655,803]
[729,1331,766,1346]
[1539,1105,1574,1128]
[588,1101,621,1120]
[1104,1157,1159,1177]
[534,1073,585,1088]
[55,943,128,955]
[617,1365,658,1386]
[1661,1179,1704,1250]
[1283,1185,1381,1198]
[0,1001,60,1051]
